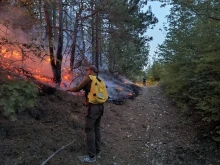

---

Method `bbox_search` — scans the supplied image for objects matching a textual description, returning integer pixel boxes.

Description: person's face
[86,69,92,75]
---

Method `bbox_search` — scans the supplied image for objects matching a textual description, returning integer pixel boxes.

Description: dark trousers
[85,104,103,157]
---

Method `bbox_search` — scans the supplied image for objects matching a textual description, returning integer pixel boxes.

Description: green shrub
[146,77,158,85]
[0,80,38,120]
[146,62,163,85]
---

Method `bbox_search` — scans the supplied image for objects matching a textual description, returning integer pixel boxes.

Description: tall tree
[101,0,157,77]
[43,0,63,84]
[70,1,83,71]
[156,0,220,135]
[0,0,159,81]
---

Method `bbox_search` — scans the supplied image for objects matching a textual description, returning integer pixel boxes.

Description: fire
[46,58,50,62]
[33,75,52,84]
[12,50,20,58]
[1,46,53,84]
[1,46,21,60]
[1,48,6,53]
[7,75,12,79]
[0,45,76,88]
[116,87,122,91]
[63,74,71,81]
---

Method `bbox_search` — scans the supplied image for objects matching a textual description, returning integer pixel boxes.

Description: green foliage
[118,43,149,80]
[104,0,157,78]
[147,62,162,82]
[0,80,38,120]
[155,0,220,140]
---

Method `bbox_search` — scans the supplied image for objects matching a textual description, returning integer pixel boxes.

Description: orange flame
[1,46,76,87]
[46,58,50,62]
[1,48,6,53]
[7,75,12,79]
[117,87,122,91]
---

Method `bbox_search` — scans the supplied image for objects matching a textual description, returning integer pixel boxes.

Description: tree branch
[41,141,75,165]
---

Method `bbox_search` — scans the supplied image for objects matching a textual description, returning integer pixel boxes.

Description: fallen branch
[41,141,75,165]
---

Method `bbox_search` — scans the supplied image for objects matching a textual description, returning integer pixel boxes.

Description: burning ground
[0,73,220,165]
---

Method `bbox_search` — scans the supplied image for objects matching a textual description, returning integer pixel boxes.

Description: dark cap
[86,65,98,73]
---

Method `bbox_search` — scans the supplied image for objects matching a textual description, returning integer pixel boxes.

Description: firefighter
[67,65,104,163]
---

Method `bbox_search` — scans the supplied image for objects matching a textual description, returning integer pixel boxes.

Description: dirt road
[0,85,219,165]
[100,85,220,165]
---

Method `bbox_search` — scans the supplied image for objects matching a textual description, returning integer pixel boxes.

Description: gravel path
[100,85,220,165]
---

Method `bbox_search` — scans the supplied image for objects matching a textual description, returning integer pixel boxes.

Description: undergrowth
[0,79,38,120]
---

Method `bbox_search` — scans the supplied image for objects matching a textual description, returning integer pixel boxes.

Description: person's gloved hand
[66,89,71,92]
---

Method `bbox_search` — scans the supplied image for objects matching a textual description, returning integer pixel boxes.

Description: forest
[0,0,220,164]
[148,0,220,140]
[0,0,158,82]
[0,0,220,140]
[0,0,157,117]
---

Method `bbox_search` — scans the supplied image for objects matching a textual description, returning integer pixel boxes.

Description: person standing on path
[67,65,104,163]
[143,77,146,86]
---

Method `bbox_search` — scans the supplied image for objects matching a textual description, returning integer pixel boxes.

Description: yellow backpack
[88,75,108,104]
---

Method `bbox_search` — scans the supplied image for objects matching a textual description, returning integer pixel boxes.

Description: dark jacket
[68,75,92,104]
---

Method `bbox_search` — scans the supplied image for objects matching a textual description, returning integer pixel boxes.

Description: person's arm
[67,76,90,92]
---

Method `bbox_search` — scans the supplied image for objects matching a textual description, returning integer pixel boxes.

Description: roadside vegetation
[147,1,220,141]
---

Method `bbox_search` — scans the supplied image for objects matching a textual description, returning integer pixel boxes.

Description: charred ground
[0,73,220,165]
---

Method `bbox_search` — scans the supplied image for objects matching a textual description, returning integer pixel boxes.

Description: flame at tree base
[0,45,76,91]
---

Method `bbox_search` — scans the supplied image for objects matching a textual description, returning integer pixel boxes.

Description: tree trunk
[70,12,79,71]
[91,0,95,64]
[43,0,55,69]
[95,5,99,72]
[43,0,63,84]
[55,0,63,84]
[70,2,83,71]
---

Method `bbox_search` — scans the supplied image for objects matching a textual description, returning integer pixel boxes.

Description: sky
[144,1,172,67]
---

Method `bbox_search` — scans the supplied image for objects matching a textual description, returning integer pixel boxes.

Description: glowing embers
[62,67,78,82]
[63,74,71,81]
[45,57,50,62]
[116,87,122,91]
[1,47,6,53]
[7,75,12,79]
[1,46,22,60]
[33,75,52,84]
[0,45,53,84]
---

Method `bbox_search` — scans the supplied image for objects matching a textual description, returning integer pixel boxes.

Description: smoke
[0,3,53,76]
[0,3,35,42]
[0,2,141,100]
